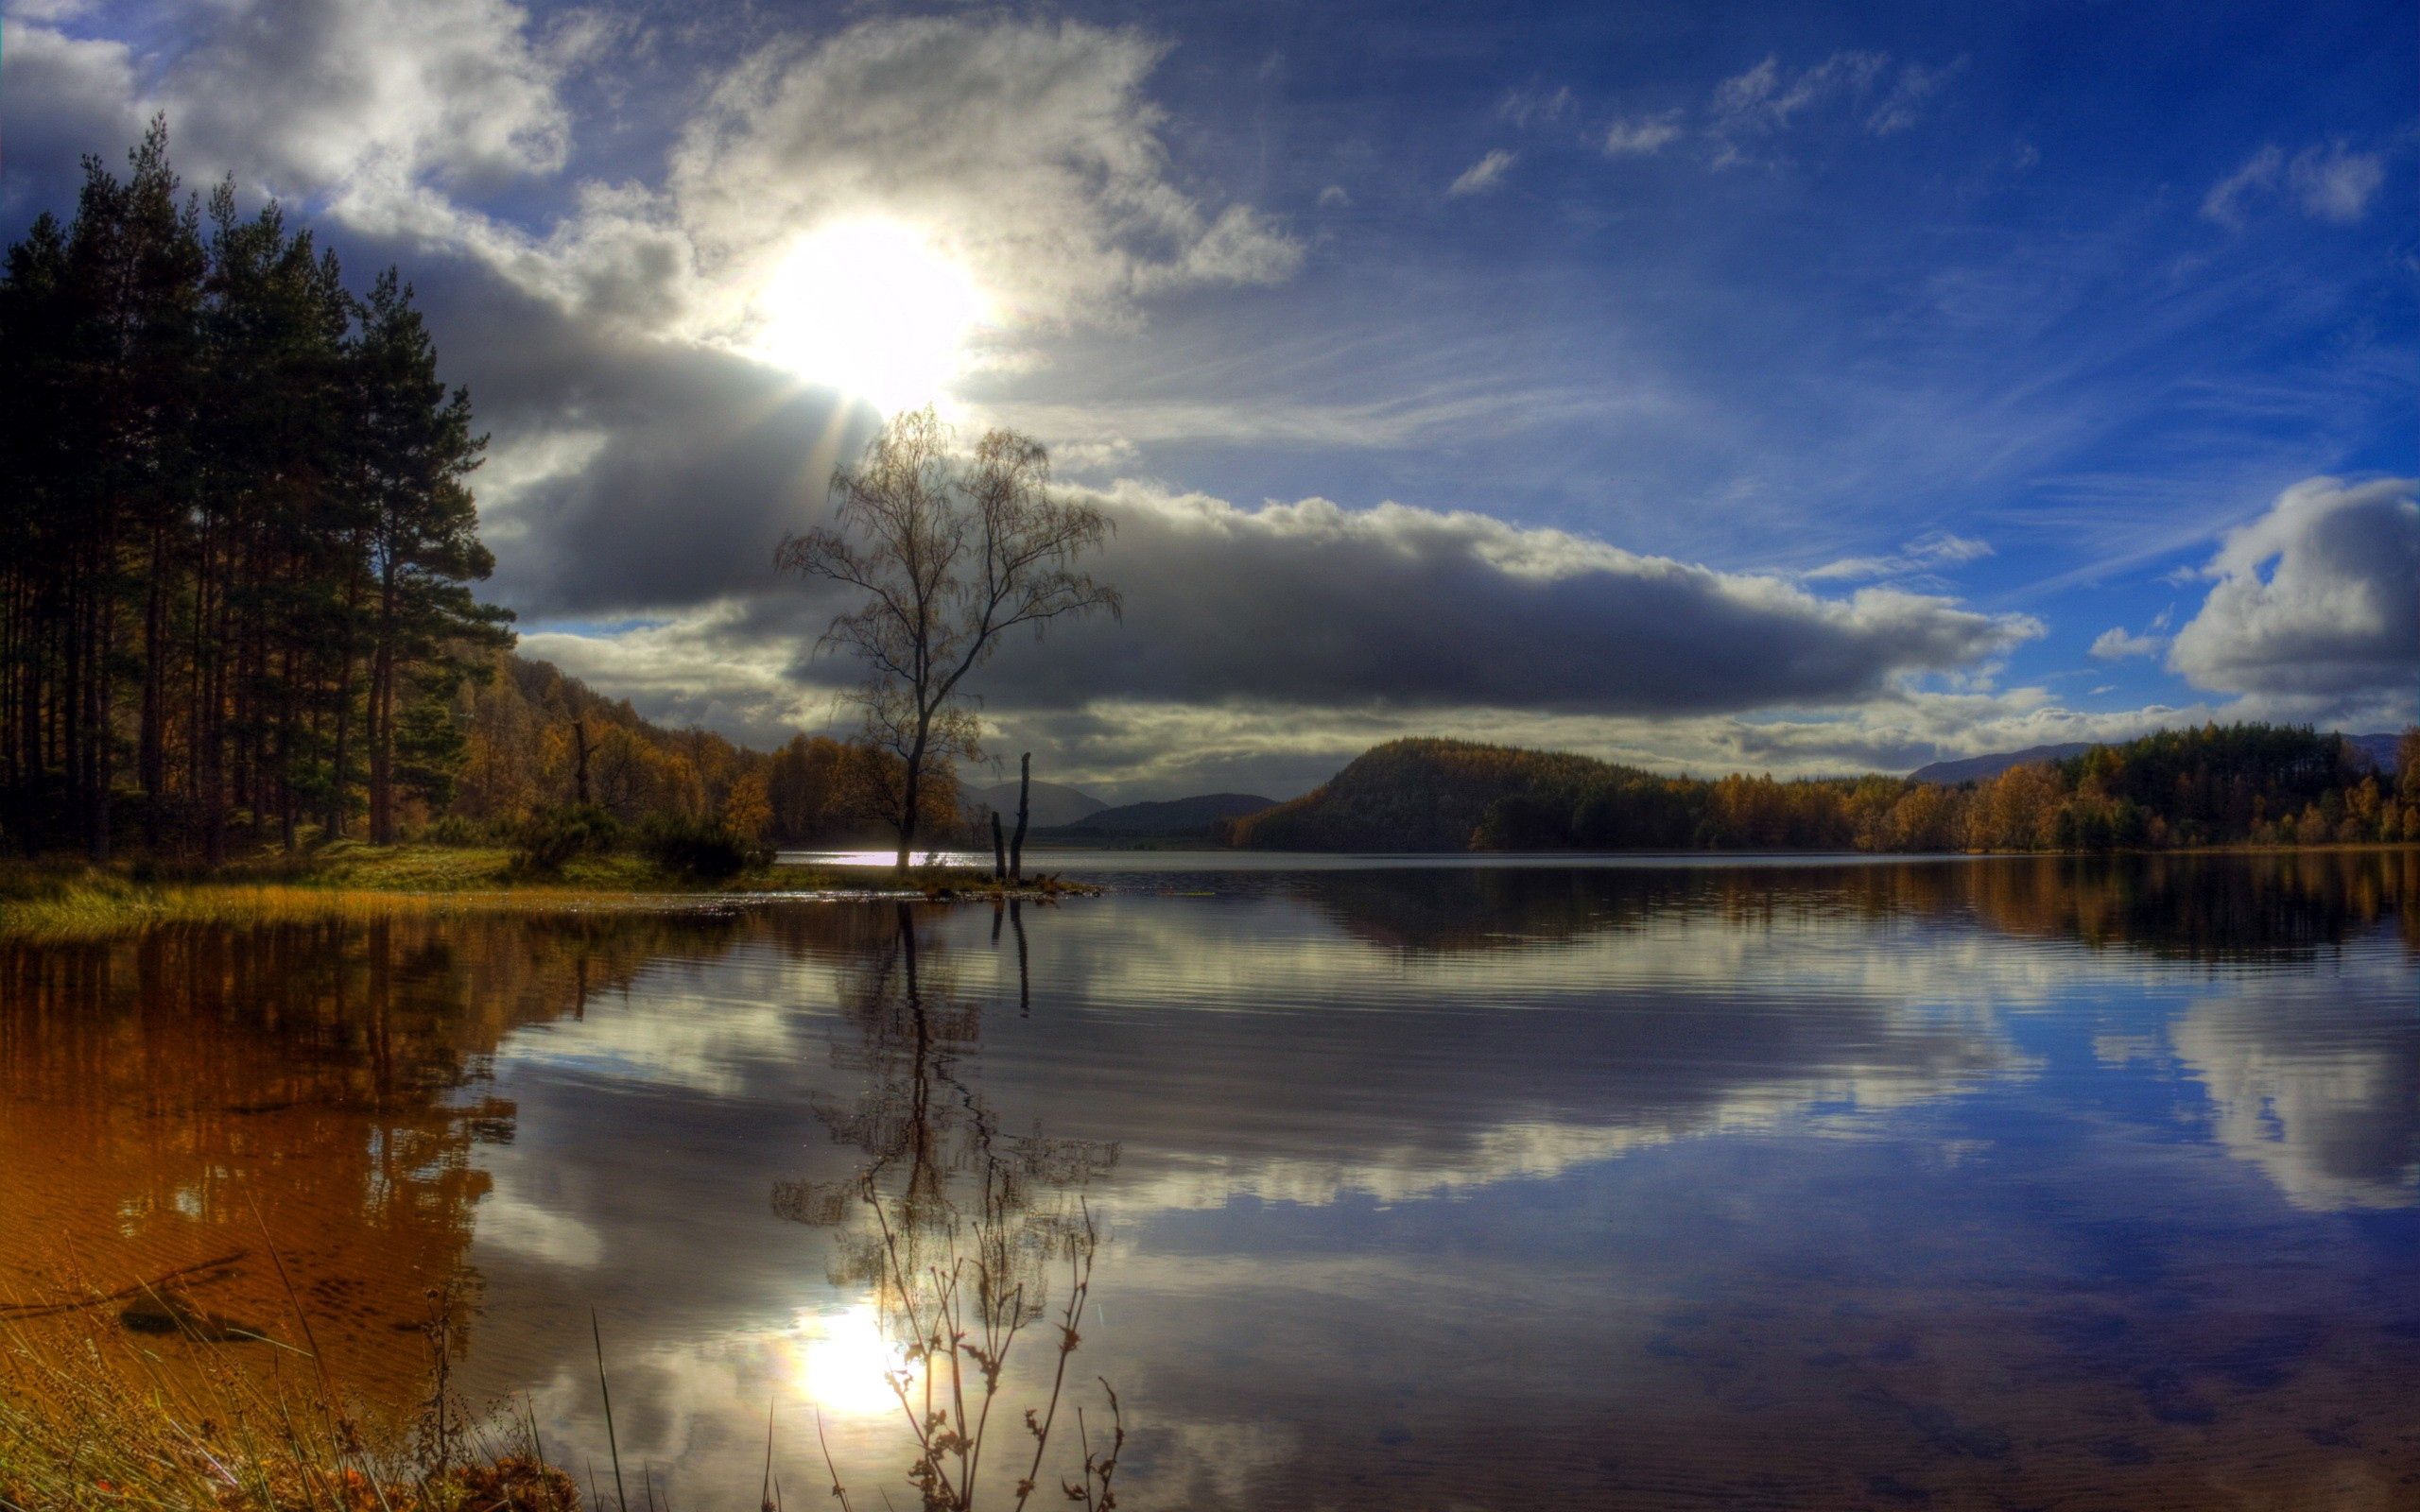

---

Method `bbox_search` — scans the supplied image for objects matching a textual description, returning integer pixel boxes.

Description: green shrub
[508,805,622,873]
[420,814,493,848]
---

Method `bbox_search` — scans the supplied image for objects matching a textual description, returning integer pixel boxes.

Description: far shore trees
[776,408,1119,871]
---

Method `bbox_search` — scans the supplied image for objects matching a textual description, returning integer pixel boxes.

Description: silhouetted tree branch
[775,408,1118,871]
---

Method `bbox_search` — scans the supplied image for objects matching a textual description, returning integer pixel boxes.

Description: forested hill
[1224,727,2420,853]
[444,652,940,849]
[1226,741,1642,852]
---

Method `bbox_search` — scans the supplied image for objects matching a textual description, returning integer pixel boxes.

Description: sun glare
[785,1303,912,1418]
[753,220,987,411]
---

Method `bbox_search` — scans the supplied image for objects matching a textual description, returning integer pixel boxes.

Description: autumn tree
[776,408,1118,871]
[720,767,772,842]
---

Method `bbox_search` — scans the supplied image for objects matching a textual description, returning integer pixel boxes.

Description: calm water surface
[3,853,2415,1509]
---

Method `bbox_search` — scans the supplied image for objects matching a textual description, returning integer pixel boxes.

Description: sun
[752,220,988,411]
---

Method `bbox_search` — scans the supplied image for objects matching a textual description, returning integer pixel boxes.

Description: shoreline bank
[0,844,1094,942]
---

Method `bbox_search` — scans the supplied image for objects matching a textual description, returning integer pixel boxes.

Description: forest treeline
[446,653,960,849]
[1,123,508,860]
[1223,727,2420,854]
[0,125,929,863]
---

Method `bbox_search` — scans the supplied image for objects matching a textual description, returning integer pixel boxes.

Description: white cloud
[1601,112,1685,158]
[520,611,839,747]
[1497,85,1572,128]
[2204,140,2385,229]
[2203,144,2284,229]
[36,9,1305,353]
[187,13,1305,356]
[0,23,143,209]
[1317,184,1351,209]
[1,1,635,309]
[1863,59,1965,136]
[1705,51,1955,165]
[2167,476,2420,711]
[1804,532,1993,583]
[1446,149,1517,197]
[990,373,1673,455]
[168,0,575,197]
[2289,141,2386,223]
[669,17,1301,339]
[1711,51,1885,131]
[2088,627,2164,661]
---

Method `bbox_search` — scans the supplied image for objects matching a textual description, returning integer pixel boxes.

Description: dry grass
[0,1203,1122,1512]
[0,1294,572,1512]
[0,847,1096,943]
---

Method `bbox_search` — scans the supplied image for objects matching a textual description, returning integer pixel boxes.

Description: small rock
[120,1289,265,1343]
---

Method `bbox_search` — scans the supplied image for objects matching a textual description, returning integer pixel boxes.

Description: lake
[3,851,2415,1509]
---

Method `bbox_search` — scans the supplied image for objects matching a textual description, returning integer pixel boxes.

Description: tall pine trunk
[368,563,398,845]
[82,573,115,863]
[138,522,170,849]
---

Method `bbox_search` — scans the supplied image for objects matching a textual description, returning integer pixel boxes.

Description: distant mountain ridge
[1912,732,2400,785]
[1908,745,2097,784]
[966,779,1106,830]
[1040,792,1276,836]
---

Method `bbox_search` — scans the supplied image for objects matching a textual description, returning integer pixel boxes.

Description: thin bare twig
[592,1308,629,1512]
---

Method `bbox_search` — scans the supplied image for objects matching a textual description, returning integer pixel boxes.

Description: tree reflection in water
[772,902,1121,1508]
[1296,848,2416,966]
[0,914,712,1399]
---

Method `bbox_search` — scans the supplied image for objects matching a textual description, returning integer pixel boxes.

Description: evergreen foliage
[0,122,509,859]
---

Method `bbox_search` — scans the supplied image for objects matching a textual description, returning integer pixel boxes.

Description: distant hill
[967,778,1107,830]
[1909,744,2096,784]
[1913,732,2400,785]
[1228,726,2416,853]
[1040,792,1275,837]
[1227,739,1642,852]
[2347,732,2401,771]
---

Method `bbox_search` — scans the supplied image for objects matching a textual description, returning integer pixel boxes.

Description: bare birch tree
[776,407,1118,871]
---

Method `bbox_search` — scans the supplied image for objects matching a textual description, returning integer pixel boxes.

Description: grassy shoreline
[0,843,1095,942]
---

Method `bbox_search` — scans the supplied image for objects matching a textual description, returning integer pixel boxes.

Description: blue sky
[5,0,2413,796]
